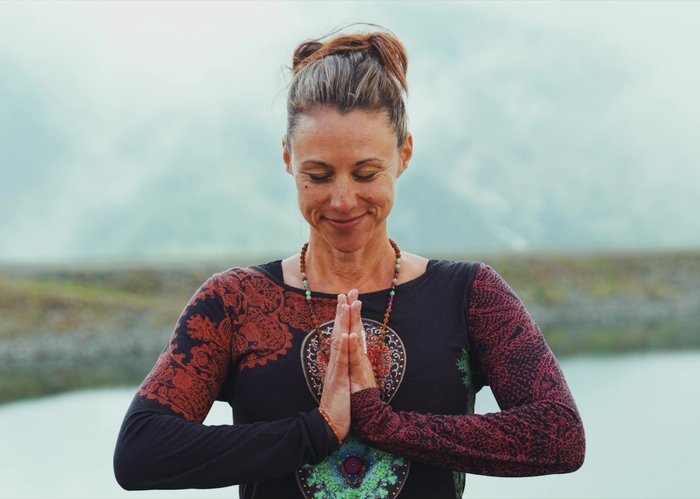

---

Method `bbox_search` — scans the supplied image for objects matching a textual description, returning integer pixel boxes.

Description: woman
[114,28,585,498]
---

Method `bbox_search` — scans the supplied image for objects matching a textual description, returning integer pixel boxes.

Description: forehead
[291,107,397,160]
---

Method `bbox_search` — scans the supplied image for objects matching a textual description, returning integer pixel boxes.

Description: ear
[397,133,413,178]
[282,136,293,175]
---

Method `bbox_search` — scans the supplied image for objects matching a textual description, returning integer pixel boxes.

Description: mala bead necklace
[299,239,401,351]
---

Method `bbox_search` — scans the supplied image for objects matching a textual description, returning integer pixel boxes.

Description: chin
[311,214,386,253]
[318,231,374,254]
[328,238,369,254]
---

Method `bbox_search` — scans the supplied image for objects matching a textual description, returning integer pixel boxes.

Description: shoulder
[469,263,520,301]
[419,260,520,308]
[428,258,481,274]
[423,258,482,289]
[208,260,282,285]
[396,256,481,306]
[466,263,530,322]
[400,252,480,281]
[397,252,429,284]
[215,264,272,285]
[199,263,282,306]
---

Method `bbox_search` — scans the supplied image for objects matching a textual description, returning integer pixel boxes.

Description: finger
[349,299,366,354]
[341,301,350,335]
[336,294,347,321]
[347,289,359,332]
[325,329,349,388]
[323,302,342,364]
[332,296,348,339]
[330,332,350,369]
[350,299,363,334]
[348,331,365,364]
[338,293,348,306]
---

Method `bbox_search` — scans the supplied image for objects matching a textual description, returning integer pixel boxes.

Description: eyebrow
[300,158,384,168]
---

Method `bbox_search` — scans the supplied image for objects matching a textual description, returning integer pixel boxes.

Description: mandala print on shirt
[297,319,409,498]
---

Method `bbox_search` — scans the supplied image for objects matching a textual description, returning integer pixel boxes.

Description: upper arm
[137,273,236,422]
[467,264,577,411]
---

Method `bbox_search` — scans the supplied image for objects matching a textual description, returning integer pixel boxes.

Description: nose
[329,175,357,213]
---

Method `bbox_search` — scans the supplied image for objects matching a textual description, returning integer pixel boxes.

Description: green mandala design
[296,433,409,498]
[456,347,471,389]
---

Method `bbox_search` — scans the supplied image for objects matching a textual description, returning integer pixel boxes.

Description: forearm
[351,388,584,476]
[114,398,337,490]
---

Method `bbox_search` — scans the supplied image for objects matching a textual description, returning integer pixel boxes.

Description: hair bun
[292,41,323,74]
[291,31,408,93]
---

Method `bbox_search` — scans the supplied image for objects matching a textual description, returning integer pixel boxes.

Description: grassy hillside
[1,251,698,404]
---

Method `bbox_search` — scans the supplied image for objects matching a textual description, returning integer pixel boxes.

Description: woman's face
[283,107,413,254]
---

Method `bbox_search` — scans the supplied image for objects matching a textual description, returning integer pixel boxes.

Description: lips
[324,214,366,231]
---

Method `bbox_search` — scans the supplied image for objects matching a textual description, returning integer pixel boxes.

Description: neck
[303,233,397,294]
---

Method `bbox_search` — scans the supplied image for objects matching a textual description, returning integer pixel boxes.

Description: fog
[1,1,699,262]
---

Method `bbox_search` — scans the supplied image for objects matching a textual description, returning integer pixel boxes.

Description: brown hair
[286,26,409,148]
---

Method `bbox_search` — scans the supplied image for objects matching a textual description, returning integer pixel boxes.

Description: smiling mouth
[324,214,365,230]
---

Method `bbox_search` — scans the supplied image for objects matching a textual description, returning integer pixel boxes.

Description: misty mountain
[1,2,698,262]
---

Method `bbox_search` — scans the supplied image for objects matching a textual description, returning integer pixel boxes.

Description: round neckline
[254,259,440,300]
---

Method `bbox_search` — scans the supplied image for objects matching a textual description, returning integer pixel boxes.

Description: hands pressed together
[317,289,377,442]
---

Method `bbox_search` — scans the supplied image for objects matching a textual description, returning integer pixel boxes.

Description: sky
[1,1,699,263]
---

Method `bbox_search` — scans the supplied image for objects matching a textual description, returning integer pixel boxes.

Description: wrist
[350,387,383,418]
[318,406,344,446]
[350,387,385,438]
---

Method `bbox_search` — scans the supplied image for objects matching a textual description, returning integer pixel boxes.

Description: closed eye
[307,173,332,182]
[354,172,377,182]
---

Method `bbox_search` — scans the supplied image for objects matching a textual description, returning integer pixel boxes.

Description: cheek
[366,185,395,206]
[295,180,309,200]
[297,185,322,208]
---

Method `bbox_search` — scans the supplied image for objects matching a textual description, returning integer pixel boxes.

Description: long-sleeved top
[114,259,585,498]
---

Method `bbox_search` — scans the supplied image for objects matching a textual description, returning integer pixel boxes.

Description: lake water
[1,351,699,499]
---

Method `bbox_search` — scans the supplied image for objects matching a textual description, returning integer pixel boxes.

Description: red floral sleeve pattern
[221,268,310,370]
[115,268,342,491]
[136,268,323,421]
[351,265,585,476]
[139,274,233,422]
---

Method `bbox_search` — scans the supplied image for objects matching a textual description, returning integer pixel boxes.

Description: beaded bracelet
[318,407,343,445]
